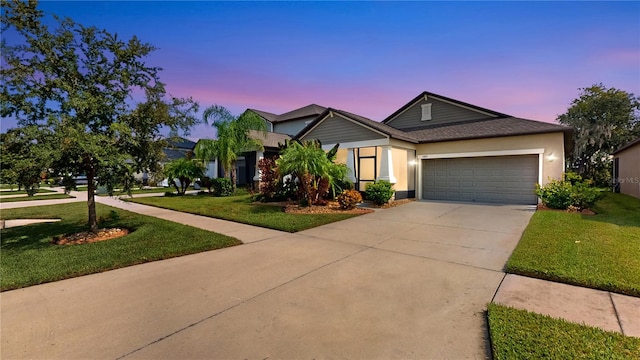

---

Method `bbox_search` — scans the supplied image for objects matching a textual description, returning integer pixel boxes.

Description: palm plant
[276,140,348,205]
[195,105,267,189]
[164,158,204,194]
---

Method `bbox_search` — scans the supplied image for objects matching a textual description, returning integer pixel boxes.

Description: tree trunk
[86,167,98,233]
[230,161,237,190]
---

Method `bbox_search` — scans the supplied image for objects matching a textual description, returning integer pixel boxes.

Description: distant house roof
[250,104,327,124]
[166,137,196,150]
[403,117,572,143]
[612,137,640,155]
[162,136,195,162]
[247,130,291,148]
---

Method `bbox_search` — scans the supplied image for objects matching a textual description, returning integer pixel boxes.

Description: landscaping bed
[1,202,241,291]
[507,192,640,297]
[488,304,640,359]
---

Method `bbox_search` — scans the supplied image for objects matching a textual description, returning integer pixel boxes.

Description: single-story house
[612,137,640,199]
[295,91,572,205]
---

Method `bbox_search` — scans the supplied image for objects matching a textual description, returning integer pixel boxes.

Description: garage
[421,155,539,204]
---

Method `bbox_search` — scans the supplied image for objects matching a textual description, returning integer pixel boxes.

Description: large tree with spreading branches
[1,0,199,232]
[558,84,640,186]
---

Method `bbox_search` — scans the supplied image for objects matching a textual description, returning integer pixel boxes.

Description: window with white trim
[421,103,432,121]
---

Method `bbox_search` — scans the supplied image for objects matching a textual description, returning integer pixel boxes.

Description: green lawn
[128,194,361,232]
[0,202,241,291]
[0,188,56,195]
[0,193,74,203]
[488,304,640,359]
[507,192,640,297]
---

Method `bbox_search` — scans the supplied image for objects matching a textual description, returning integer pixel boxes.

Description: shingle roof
[404,117,571,143]
[612,137,640,155]
[163,148,192,161]
[247,130,291,148]
[250,104,327,124]
[166,137,196,150]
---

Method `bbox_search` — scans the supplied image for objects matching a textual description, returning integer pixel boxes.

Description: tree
[558,84,640,186]
[194,106,267,189]
[0,127,52,195]
[164,158,204,194]
[275,140,348,206]
[1,0,199,232]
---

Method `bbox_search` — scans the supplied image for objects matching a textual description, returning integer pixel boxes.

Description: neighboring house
[159,137,196,187]
[612,137,640,199]
[295,91,572,205]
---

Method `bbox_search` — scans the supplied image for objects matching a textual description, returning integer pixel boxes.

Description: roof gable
[250,104,327,124]
[383,91,509,130]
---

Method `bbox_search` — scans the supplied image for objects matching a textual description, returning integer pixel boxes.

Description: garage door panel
[422,155,538,205]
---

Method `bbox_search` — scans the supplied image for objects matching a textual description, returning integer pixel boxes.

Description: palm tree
[195,105,267,189]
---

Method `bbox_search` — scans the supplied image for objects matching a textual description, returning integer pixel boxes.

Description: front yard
[488,304,640,359]
[128,194,363,232]
[506,192,640,297]
[0,202,241,291]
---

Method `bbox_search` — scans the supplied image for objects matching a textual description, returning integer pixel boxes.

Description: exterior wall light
[547,153,556,162]
[408,160,417,166]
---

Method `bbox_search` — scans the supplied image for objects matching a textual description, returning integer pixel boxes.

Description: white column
[377,146,397,183]
[346,148,356,183]
[253,151,264,181]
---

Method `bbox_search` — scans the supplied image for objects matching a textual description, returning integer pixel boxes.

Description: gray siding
[388,97,495,130]
[274,117,315,136]
[302,115,386,144]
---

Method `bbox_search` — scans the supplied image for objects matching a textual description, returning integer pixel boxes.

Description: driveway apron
[1,201,534,359]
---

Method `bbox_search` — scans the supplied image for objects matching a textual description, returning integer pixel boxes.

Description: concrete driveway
[1,201,534,359]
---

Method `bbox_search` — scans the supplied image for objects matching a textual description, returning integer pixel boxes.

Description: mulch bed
[263,198,415,215]
[536,203,596,216]
[52,228,130,245]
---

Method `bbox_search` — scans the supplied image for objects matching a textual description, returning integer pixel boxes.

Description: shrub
[365,180,394,205]
[211,177,233,197]
[536,179,573,209]
[197,176,214,193]
[337,189,363,210]
[536,174,602,210]
[258,158,278,200]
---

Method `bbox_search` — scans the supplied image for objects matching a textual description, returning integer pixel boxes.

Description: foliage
[0,127,50,196]
[195,106,267,189]
[507,192,640,297]
[365,180,395,205]
[257,157,278,200]
[0,202,240,291]
[276,140,348,206]
[558,84,640,186]
[0,1,200,231]
[129,194,362,232]
[488,304,640,360]
[337,189,363,210]
[536,172,601,210]
[163,158,204,194]
[211,177,233,197]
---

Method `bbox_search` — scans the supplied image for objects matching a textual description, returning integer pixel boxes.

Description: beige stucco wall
[615,144,640,199]
[415,132,566,185]
[334,146,413,193]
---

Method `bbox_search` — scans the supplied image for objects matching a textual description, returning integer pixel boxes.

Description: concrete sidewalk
[493,274,640,337]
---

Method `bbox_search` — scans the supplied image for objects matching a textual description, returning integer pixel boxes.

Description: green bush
[211,177,233,197]
[536,174,602,210]
[337,189,363,210]
[365,180,394,205]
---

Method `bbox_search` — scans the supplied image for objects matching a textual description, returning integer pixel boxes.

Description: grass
[128,194,360,232]
[0,193,74,203]
[0,188,55,195]
[488,304,640,359]
[0,202,241,291]
[507,192,640,297]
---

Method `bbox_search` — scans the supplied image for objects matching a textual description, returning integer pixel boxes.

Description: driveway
[1,201,534,359]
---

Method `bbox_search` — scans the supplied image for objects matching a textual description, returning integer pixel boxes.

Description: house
[295,91,572,205]
[612,137,640,199]
[214,105,326,186]
[158,137,196,187]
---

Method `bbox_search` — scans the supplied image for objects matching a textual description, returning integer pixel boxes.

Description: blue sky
[3,1,639,139]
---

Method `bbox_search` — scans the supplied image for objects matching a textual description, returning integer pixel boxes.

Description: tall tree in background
[558,84,640,186]
[195,106,267,189]
[1,0,199,232]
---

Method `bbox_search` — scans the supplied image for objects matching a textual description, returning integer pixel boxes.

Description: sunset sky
[3,1,639,139]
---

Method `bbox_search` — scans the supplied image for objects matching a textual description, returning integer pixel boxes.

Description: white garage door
[422,155,539,204]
